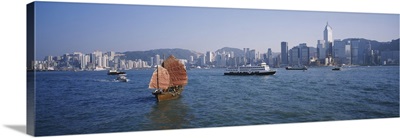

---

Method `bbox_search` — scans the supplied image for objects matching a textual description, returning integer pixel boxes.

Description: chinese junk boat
[149,55,188,102]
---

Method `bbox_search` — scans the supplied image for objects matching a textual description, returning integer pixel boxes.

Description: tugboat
[224,62,276,75]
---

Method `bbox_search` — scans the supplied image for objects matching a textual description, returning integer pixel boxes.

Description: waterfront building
[324,22,334,65]
[281,41,288,65]
[267,48,273,66]
[290,46,300,66]
[155,54,160,66]
[299,43,309,66]
[324,22,333,55]
[351,39,360,65]
[206,51,214,64]
[107,51,115,61]
[249,49,256,65]
[102,55,108,68]
[199,54,206,66]
[150,57,154,67]
[317,40,326,63]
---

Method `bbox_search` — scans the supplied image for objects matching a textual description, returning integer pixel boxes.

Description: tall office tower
[107,51,115,61]
[102,55,108,68]
[351,39,360,65]
[243,48,250,64]
[317,40,325,59]
[281,41,288,65]
[324,22,333,56]
[150,57,154,67]
[290,47,300,66]
[299,43,309,65]
[206,51,213,64]
[267,48,273,66]
[324,22,333,65]
[249,49,256,65]
[199,54,206,66]
[189,56,194,63]
[155,54,160,66]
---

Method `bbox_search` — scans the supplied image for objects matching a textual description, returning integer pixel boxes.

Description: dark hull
[224,71,276,75]
[153,87,184,102]
[332,68,341,71]
[286,68,307,70]
[107,72,126,75]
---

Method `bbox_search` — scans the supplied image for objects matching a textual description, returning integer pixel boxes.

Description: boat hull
[107,72,126,75]
[224,71,276,75]
[153,87,184,102]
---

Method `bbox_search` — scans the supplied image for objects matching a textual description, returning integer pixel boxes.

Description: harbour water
[33,66,399,136]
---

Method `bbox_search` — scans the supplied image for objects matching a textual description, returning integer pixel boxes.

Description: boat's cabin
[260,62,270,70]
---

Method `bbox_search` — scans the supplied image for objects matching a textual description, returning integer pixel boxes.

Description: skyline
[35,2,399,60]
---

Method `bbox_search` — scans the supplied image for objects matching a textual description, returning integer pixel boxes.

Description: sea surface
[33,66,399,136]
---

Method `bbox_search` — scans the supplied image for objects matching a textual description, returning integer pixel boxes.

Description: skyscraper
[206,51,213,64]
[299,43,309,65]
[324,22,333,53]
[267,48,273,66]
[317,40,325,60]
[155,54,160,66]
[281,41,288,65]
[324,22,333,65]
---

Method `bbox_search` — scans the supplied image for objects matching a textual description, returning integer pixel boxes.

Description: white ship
[224,63,276,75]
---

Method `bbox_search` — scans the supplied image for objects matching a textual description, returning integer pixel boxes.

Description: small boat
[116,74,129,82]
[332,67,341,71]
[107,69,126,75]
[149,55,188,102]
[285,65,307,70]
[224,62,276,75]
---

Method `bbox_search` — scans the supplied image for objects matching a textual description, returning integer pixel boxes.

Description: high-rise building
[317,40,326,60]
[102,55,108,68]
[290,46,300,65]
[249,49,256,64]
[324,22,333,56]
[189,56,194,63]
[150,57,154,67]
[107,51,115,61]
[281,41,288,65]
[199,54,206,66]
[155,54,160,66]
[206,51,213,64]
[324,22,333,65]
[243,48,250,64]
[299,43,309,65]
[351,40,360,65]
[267,48,273,66]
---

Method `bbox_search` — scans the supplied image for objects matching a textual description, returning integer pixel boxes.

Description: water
[33,66,399,136]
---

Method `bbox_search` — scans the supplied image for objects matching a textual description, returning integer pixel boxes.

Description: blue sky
[35,1,399,59]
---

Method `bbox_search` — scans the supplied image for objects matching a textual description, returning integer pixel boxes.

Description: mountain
[122,48,201,61]
[215,47,244,57]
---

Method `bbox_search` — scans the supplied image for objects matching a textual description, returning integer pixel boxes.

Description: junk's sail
[149,66,170,90]
[162,55,188,86]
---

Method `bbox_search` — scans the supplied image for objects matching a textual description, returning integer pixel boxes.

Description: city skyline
[35,2,399,60]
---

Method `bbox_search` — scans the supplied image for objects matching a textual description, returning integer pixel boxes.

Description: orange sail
[162,55,188,86]
[149,66,170,89]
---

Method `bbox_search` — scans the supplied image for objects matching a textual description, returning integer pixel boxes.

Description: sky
[34,1,399,60]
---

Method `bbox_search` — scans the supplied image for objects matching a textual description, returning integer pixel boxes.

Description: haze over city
[35,2,399,60]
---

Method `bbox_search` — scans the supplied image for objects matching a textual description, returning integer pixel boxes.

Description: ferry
[224,63,276,75]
